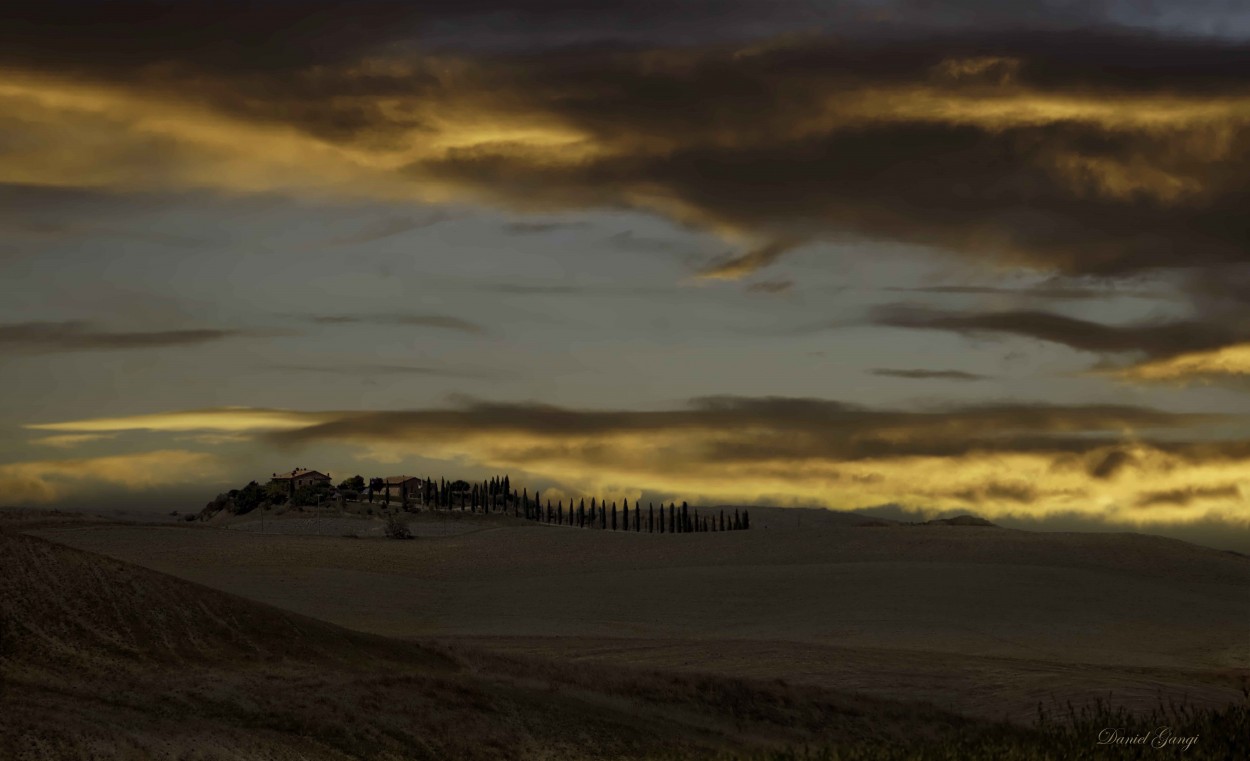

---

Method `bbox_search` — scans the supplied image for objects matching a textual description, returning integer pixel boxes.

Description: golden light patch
[30,433,118,449]
[26,407,335,433]
[318,429,1250,528]
[933,56,1022,85]
[0,450,221,503]
[1114,344,1250,382]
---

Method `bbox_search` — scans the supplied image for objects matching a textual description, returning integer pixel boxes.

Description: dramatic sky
[4,1,1250,549]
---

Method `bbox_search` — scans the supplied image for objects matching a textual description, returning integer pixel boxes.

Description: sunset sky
[4,1,1250,549]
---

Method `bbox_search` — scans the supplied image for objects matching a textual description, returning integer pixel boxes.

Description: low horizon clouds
[19,396,1250,527]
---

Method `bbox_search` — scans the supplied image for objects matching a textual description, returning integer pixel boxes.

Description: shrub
[384,512,413,540]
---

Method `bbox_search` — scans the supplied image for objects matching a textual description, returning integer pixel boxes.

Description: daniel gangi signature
[1098,726,1199,751]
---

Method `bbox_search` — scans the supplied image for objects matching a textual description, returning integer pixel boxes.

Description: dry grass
[0,527,1012,760]
[5,509,1248,759]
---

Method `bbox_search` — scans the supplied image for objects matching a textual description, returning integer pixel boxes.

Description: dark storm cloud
[309,313,485,334]
[872,306,1244,359]
[5,5,1250,280]
[1087,449,1137,479]
[0,321,247,352]
[267,395,1216,461]
[409,31,1250,279]
[871,368,988,381]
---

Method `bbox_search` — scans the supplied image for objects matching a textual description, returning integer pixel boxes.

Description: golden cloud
[19,399,1250,526]
[0,449,221,504]
[2,29,1249,280]
[1113,344,1250,383]
[29,433,117,449]
[25,407,335,434]
[256,397,1245,527]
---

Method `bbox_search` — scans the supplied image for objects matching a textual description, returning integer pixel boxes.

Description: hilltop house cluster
[267,468,429,504]
[258,466,752,533]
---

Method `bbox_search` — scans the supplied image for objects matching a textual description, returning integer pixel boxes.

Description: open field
[22,519,1245,760]
[24,509,1250,727]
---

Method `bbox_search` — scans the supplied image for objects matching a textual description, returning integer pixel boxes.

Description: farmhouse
[383,475,423,503]
[269,468,332,496]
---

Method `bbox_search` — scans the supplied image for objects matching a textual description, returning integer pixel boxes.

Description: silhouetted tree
[743,510,750,530]
[339,474,366,491]
[668,504,675,533]
[682,502,690,533]
[634,503,640,532]
[648,503,655,533]
[611,503,617,530]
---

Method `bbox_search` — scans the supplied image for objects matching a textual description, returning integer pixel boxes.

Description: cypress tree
[648,503,654,533]
[611,503,617,531]
[668,504,675,533]
[719,510,725,531]
[743,510,750,530]
[634,503,640,532]
[557,501,563,525]
[682,502,690,533]
[578,503,585,528]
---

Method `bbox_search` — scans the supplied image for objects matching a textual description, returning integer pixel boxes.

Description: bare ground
[1,525,1056,760]
[23,512,1250,724]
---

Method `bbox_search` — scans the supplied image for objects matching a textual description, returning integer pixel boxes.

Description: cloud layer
[2,9,1248,281]
[26,397,1250,526]
[0,321,248,353]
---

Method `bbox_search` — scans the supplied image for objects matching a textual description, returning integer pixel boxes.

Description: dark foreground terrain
[2,510,1247,759]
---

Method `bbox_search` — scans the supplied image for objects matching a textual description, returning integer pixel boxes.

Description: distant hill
[710,505,899,529]
[924,515,997,527]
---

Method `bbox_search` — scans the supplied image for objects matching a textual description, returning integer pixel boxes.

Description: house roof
[384,475,422,485]
[272,468,331,481]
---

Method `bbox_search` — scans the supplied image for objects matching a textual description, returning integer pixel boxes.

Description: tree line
[352,473,751,533]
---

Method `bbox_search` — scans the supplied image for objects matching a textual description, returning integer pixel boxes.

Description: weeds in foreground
[668,691,1250,761]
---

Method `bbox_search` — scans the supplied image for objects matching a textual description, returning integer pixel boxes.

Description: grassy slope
[1,527,1023,761]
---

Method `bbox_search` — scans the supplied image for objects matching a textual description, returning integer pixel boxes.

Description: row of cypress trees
[375,473,750,532]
